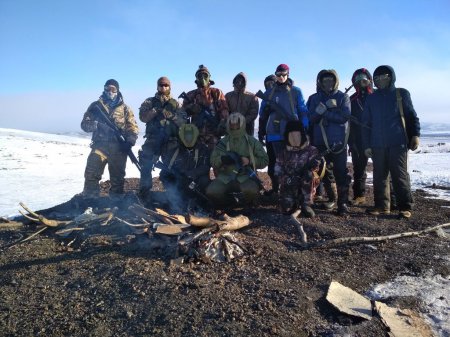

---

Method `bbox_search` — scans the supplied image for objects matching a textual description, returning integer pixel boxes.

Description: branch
[291,210,308,244]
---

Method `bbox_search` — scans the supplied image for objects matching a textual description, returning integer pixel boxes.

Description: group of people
[80,63,420,219]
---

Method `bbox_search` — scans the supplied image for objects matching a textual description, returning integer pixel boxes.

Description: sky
[1,0,449,133]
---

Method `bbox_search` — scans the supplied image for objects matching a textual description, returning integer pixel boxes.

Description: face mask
[196,72,210,87]
[288,131,302,148]
[234,77,245,90]
[264,80,275,90]
[105,91,117,101]
[354,73,370,88]
[374,74,391,90]
[321,76,335,93]
[182,131,195,147]
[158,84,170,96]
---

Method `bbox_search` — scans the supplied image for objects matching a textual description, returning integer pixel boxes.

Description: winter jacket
[183,86,229,138]
[307,70,351,148]
[211,122,268,184]
[349,68,373,151]
[263,82,308,142]
[225,72,259,135]
[81,93,139,146]
[362,65,420,149]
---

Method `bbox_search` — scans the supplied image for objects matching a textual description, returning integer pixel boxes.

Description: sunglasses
[159,84,170,87]
[275,73,288,77]
[104,86,118,93]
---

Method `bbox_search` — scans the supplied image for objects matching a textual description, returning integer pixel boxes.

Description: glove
[162,109,174,119]
[241,157,250,166]
[139,108,158,123]
[325,99,337,108]
[409,136,419,151]
[221,154,236,166]
[315,102,327,115]
[364,148,372,158]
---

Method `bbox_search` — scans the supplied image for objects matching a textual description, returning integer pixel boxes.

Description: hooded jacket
[81,92,139,146]
[210,114,268,184]
[362,65,420,149]
[349,68,373,150]
[225,72,259,135]
[264,81,308,142]
[307,69,351,147]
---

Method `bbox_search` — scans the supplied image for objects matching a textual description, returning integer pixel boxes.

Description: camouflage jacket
[139,93,182,140]
[81,94,139,145]
[275,141,320,185]
[183,86,229,137]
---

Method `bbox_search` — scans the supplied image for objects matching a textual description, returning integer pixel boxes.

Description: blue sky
[1,0,449,132]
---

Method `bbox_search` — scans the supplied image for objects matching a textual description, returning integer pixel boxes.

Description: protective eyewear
[104,86,118,93]
[373,74,390,81]
[275,72,288,77]
[159,84,170,87]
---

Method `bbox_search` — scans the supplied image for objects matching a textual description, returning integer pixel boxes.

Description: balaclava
[227,112,246,139]
[264,75,276,90]
[157,76,171,98]
[352,68,373,96]
[195,64,215,88]
[317,70,339,94]
[104,79,119,101]
[233,72,246,92]
[373,65,393,90]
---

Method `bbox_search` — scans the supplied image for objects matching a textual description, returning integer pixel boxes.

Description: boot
[337,185,350,216]
[301,204,316,218]
[322,182,337,210]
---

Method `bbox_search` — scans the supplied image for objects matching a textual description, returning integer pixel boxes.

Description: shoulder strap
[194,148,199,167]
[286,86,296,115]
[168,148,179,170]
[396,89,408,143]
[319,117,350,155]
[245,135,257,172]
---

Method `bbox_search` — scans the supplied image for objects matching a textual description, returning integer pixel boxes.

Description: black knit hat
[104,79,119,90]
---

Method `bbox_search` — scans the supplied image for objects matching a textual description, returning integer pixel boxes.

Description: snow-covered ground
[1,126,449,217]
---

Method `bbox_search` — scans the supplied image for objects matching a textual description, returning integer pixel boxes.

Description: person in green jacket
[206,113,269,207]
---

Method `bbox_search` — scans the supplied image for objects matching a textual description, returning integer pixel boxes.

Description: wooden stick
[290,210,308,244]
[307,223,450,249]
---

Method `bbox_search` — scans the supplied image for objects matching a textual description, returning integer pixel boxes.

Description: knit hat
[194,64,215,85]
[275,64,289,75]
[157,76,171,87]
[104,79,119,90]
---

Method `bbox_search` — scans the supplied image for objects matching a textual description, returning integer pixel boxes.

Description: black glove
[221,154,236,166]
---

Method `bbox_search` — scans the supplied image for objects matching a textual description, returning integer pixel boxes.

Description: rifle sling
[396,89,408,144]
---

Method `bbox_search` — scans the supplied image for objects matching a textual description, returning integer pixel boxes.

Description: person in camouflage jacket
[207,113,268,207]
[182,65,229,151]
[81,79,139,197]
[275,121,322,217]
[138,76,185,200]
[159,124,211,209]
[225,72,259,136]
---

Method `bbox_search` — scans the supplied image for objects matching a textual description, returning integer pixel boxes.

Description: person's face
[264,80,275,90]
[374,74,391,90]
[288,131,302,147]
[104,85,118,100]
[158,83,170,95]
[354,73,371,89]
[276,72,288,84]
[196,72,210,87]
[321,76,335,93]
[234,77,245,90]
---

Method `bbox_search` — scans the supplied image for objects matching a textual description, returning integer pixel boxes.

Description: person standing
[81,79,139,198]
[362,65,420,219]
[138,77,182,202]
[225,72,259,136]
[307,70,352,215]
[262,64,309,194]
[348,68,373,205]
[182,65,229,152]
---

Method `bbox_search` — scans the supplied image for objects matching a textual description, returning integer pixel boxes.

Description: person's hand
[364,148,372,158]
[162,109,174,119]
[409,136,420,151]
[325,99,337,108]
[241,157,250,166]
[308,158,322,170]
[315,102,327,115]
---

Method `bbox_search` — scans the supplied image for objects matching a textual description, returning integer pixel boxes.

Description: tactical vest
[145,97,178,137]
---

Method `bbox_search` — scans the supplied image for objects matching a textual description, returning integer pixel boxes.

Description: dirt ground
[0,172,449,337]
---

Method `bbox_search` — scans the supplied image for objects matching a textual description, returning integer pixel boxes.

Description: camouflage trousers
[279,171,320,213]
[83,143,127,197]
[206,178,260,207]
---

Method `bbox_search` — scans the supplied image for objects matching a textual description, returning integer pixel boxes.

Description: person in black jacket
[362,65,420,219]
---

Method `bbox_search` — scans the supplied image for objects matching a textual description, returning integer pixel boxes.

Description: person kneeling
[206,113,269,208]
[275,121,322,217]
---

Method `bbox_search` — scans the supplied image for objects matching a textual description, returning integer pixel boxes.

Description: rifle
[154,160,211,204]
[348,115,371,130]
[344,84,354,94]
[255,90,298,122]
[178,91,219,128]
[92,104,142,172]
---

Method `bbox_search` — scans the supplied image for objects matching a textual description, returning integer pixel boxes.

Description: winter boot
[322,182,337,210]
[301,204,316,218]
[337,185,350,216]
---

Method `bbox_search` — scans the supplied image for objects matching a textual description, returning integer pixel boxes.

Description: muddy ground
[0,172,449,337]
